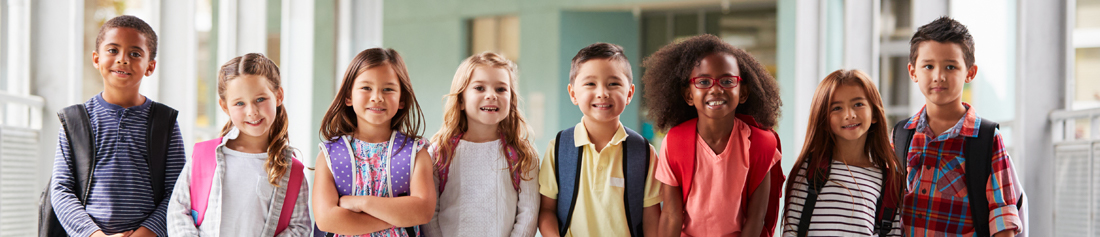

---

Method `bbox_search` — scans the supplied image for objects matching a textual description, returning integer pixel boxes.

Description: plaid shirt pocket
[935,156,968,198]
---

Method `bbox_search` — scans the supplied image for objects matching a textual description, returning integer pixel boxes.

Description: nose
[484,91,498,101]
[367,89,382,103]
[844,107,856,120]
[931,69,944,82]
[595,85,609,99]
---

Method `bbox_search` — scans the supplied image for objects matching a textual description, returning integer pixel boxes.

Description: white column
[29,0,84,193]
[336,0,382,89]
[844,0,880,84]
[1016,0,1066,236]
[282,0,315,163]
[216,0,268,128]
[793,0,822,158]
[156,0,197,147]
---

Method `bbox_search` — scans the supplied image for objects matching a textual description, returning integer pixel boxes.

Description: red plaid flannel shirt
[898,103,1022,236]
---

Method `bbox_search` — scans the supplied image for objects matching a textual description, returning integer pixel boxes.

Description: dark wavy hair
[910,16,975,69]
[96,15,158,60]
[642,34,781,130]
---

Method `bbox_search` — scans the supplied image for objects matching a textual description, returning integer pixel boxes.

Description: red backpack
[664,115,784,237]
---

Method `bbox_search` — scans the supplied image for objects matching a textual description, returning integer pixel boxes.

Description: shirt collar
[94,92,152,112]
[572,121,628,148]
[911,102,981,139]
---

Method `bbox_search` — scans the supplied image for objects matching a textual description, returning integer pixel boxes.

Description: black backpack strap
[795,162,827,237]
[59,104,96,203]
[892,119,914,170]
[554,128,582,236]
[965,119,998,237]
[874,168,897,237]
[146,102,178,205]
[622,127,648,237]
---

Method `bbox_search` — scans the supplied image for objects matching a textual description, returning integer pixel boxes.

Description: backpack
[38,103,177,237]
[893,117,1028,237]
[435,133,522,194]
[313,132,420,237]
[664,115,784,237]
[793,156,902,237]
[553,126,649,237]
[188,138,305,236]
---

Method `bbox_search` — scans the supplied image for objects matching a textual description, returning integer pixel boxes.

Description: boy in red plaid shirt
[896,16,1023,237]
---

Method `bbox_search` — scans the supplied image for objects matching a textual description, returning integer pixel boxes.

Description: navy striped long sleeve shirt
[49,94,186,237]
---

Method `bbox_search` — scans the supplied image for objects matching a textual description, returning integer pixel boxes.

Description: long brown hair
[217,53,291,186]
[782,69,905,216]
[431,52,539,180]
[320,48,426,143]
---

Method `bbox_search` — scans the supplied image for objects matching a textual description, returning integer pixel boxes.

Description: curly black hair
[642,34,781,131]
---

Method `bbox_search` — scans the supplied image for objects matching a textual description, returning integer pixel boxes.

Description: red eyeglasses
[690,76,741,89]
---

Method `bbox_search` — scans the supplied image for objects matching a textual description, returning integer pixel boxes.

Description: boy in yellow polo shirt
[536,42,662,237]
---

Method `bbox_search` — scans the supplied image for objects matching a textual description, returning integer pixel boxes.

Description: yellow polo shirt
[538,122,662,237]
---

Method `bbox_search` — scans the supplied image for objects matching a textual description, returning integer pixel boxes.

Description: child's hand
[339,196,363,212]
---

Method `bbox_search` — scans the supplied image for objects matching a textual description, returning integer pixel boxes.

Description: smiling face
[569,58,635,124]
[219,75,283,139]
[92,27,156,90]
[345,64,405,129]
[828,84,875,143]
[686,53,745,122]
[462,66,512,129]
[908,41,978,107]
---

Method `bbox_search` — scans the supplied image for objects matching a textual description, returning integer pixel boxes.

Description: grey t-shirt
[219,146,275,236]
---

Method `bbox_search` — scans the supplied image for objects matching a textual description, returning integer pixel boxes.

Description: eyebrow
[920,59,960,63]
[829,97,867,105]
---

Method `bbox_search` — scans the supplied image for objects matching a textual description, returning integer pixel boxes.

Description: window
[469,15,519,61]
[1074,0,1100,110]
[879,0,914,125]
[194,0,218,142]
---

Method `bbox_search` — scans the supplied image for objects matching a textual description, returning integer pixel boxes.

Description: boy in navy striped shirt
[49,15,185,237]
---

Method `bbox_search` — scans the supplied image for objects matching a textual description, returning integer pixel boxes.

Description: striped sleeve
[987,129,1022,235]
[141,122,187,236]
[50,127,102,237]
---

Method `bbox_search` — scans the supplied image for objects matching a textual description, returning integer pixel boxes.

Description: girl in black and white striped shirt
[781,69,905,237]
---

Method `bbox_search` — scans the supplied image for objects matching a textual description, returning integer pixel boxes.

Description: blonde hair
[217,53,291,186]
[431,52,538,180]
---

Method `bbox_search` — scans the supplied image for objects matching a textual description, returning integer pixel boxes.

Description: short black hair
[569,42,632,84]
[95,15,159,60]
[909,16,974,68]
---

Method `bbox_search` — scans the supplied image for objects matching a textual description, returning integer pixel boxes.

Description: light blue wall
[558,11,642,132]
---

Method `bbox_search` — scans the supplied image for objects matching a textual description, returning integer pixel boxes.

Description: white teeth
[367,108,384,111]
[707,101,727,106]
[842,123,860,128]
[114,70,131,75]
[593,104,611,108]
[479,107,499,112]
[245,119,262,125]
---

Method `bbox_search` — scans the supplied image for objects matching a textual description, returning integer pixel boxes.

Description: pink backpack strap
[189,138,223,226]
[275,157,305,236]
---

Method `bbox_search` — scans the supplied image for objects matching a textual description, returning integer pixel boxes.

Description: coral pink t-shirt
[656,118,779,237]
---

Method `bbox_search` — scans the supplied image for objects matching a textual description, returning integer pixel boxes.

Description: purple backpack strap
[324,136,355,196]
[389,132,415,196]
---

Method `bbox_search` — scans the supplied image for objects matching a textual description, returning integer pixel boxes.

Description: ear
[907,63,918,83]
[92,51,101,69]
[144,59,157,76]
[568,84,578,105]
[276,87,285,107]
[344,94,353,107]
[625,83,635,105]
[738,86,749,104]
[965,64,978,83]
[684,88,694,106]
[218,99,229,115]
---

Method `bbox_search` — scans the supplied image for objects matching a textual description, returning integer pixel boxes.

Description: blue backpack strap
[554,127,581,236]
[389,132,416,197]
[324,136,355,196]
[622,127,648,237]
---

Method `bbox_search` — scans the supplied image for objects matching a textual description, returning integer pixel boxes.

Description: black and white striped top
[782,160,902,236]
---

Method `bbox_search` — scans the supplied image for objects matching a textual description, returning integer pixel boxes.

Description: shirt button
[925,165,933,170]
[922,189,928,194]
